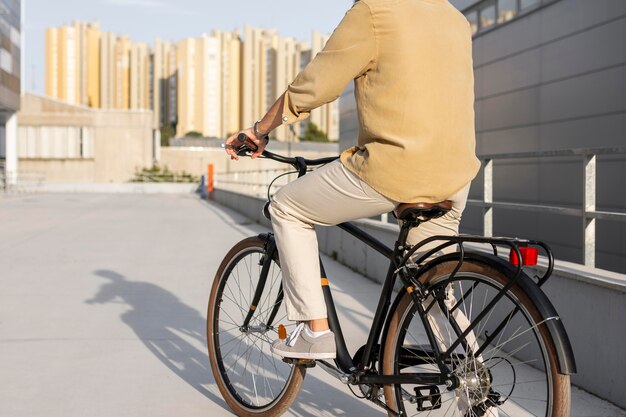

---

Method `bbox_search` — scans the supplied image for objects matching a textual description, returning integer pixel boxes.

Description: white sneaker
[270,323,336,360]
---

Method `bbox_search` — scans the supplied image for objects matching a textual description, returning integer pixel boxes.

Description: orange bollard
[207,163,214,198]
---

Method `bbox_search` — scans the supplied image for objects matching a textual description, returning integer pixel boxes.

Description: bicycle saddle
[394,200,452,222]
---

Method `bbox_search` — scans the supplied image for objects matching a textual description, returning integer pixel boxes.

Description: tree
[131,164,199,183]
[185,131,204,138]
[159,124,176,147]
[300,122,329,142]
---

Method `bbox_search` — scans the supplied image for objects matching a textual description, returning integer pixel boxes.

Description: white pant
[268,160,470,321]
[269,160,496,415]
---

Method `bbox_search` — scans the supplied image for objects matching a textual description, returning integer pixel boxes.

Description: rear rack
[402,234,554,289]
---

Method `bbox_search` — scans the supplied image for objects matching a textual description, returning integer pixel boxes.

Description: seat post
[393,200,452,251]
[396,218,420,250]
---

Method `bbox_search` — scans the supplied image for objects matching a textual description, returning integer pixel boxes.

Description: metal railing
[215,168,297,199]
[131,172,199,183]
[471,147,626,267]
[214,147,626,269]
[0,161,5,192]
[0,162,46,194]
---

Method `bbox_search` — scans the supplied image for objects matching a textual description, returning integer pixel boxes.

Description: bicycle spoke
[220,332,245,358]
[216,325,240,334]
[482,318,550,359]
[219,307,244,331]
[231,265,249,320]
[210,244,299,411]
[240,334,259,386]
[391,270,559,417]
[220,289,248,317]
[507,395,550,402]
[491,378,545,388]
[259,263,280,316]
[223,334,247,376]
[218,334,244,348]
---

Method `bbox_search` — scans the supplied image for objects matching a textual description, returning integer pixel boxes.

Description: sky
[24,0,355,95]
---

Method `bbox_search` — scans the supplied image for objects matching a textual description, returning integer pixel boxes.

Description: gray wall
[469,0,626,272]
[339,0,626,273]
[450,0,482,10]
[212,188,626,408]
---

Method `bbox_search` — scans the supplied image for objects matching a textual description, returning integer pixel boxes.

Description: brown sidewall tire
[382,259,570,417]
[207,236,306,416]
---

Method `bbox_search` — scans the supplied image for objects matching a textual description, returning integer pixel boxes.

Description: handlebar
[232,132,339,171]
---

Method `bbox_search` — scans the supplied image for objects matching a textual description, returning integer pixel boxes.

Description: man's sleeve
[282,1,376,124]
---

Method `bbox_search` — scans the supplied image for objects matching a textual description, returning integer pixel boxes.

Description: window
[18,126,94,159]
[498,0,517,23]
[0,48,11,73]
[479,2,496,30]
[465,0,544,36]
[466,10,479,34]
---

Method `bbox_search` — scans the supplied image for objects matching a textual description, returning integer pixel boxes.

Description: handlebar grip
[235,132,258,155]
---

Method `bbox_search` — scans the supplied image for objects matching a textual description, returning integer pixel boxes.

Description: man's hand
[224,128,268,160]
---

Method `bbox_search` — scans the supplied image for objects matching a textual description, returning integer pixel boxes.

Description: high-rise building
[241,26,275,133]
[99,31,116,109]
[309,31,339,141]
[113,36,131,110]
[219,31,242,138]
[177,35,219,137]
[241,27,339,142]
[85,25,100,108]
[269,34,310,141]
[0,0,22,187]
[45,21,100,107]
[43,22,339,142]
[47,22,153,112]
[176,31,242,138]
[129,42,150,110]
[152,39,178,129]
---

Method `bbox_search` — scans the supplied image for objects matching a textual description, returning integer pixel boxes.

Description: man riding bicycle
[225,0,478,362]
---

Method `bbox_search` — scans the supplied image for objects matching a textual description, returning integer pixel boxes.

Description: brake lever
[236,145,252,156]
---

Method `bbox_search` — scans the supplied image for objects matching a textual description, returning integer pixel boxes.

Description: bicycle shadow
[86,269,380,417]
[86,269,230,412]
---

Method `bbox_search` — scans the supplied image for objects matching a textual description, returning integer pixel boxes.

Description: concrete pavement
[0,193,624,417]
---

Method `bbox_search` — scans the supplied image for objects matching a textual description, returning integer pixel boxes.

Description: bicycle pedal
[281,358,317,368]
[414,386,441,411]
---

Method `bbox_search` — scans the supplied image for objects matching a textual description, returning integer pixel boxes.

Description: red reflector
[509,247,539,266]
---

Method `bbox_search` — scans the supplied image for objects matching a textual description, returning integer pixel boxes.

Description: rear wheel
[207,236,305,416]
[382,258,570,417]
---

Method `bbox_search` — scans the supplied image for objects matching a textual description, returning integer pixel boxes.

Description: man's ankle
[305,322,331,338]
[308,318,330,332]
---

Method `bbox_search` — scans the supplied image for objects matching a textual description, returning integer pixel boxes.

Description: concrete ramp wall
[212,187,626,409]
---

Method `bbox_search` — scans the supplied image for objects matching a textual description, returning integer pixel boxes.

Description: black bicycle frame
[234,146,574,389]
[331,219,452,377]
[242,222,464,394]
[245,222,573,385]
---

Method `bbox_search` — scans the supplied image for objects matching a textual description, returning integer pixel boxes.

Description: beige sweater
[281,0,480,203]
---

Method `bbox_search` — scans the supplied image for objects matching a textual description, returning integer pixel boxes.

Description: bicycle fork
[241,234,283,332]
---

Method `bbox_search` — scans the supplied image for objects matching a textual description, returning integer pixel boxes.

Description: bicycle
[207,137,576,417]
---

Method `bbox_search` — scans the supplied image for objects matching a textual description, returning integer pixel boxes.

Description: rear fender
[381,251,576,375]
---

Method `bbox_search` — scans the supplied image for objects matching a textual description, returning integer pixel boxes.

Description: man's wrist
[253,120,270,139]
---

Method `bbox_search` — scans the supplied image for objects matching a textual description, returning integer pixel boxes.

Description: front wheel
[207,236,305,416]
[382,257,570,417]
